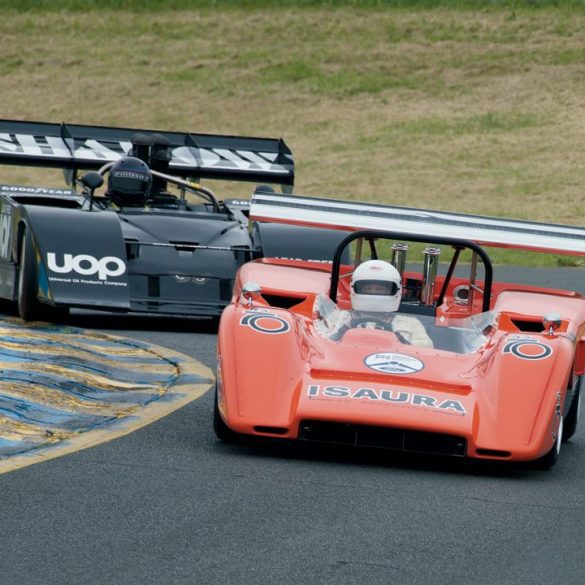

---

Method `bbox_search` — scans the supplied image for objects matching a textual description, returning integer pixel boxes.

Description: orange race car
[215,193,585,468]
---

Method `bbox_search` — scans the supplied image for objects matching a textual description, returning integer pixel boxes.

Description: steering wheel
[351,316,393,331]
[350,316,413,345]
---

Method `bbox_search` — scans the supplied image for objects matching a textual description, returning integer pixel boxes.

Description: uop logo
[47,253,126,281]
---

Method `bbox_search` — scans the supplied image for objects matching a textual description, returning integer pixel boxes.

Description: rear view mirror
[79,172,105,211]
[543,313,561,336]
[80,172,104,191]
[242,281,261,305]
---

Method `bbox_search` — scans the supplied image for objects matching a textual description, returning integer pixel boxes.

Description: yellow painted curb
[0,323,214,475]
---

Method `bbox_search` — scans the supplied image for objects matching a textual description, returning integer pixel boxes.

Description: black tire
[535,415,563,470]
[17,230,69,323]
[563,376,581,442]
[203,315,221,332]
[213,386,241,443]
[17,229,43,321]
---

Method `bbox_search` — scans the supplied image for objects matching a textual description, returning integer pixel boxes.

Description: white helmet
[351,260,402,312]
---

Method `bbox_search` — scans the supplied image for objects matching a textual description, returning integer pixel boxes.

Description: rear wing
[0,119,294,186]
[250,192,585,256]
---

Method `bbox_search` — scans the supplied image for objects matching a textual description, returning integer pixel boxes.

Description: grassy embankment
[1,1,584,265]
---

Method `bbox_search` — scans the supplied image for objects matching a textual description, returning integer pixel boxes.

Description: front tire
[213,386,241,443]
[17,230,69,323]
[535,415,563,470]
[563,376,581,442]
[17,230,43,321]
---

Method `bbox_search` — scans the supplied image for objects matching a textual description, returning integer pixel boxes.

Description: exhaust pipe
[421,247,441,305]
[391,242,409,276]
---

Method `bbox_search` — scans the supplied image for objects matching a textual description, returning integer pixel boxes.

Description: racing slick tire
[17,229,69,322]
[213,386,242,444]
[563,376,581,442]
[535,415,563,470]
[17,229,44,321]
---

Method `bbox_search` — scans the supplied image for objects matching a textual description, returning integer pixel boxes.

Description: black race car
[0,119,346,321]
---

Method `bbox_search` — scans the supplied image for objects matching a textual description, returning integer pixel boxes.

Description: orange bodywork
[217,259,585,463]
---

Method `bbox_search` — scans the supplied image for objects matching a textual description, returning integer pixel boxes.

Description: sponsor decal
[111,170,146,180]
[0,208,11,259]
[307,384,466,414]
[275,256,332,264]
[364,352,424,374]
[172,146,288,174]
[47,253,126,283]
[0,134,130,161]
[225,199,250,207]
[240,309,290,334]
[0,134,289,174]
[502,336,552,360]
[0,184,74,195]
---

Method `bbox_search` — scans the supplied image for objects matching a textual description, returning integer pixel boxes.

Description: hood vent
[510,318,544,333]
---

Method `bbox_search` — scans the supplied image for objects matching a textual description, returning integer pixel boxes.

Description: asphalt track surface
[1,266,585,585]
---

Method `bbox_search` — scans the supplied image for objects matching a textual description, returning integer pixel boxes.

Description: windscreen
[313,295,497,354]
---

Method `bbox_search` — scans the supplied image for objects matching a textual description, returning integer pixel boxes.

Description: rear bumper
[49,273,234,316]
[129,298,228,316]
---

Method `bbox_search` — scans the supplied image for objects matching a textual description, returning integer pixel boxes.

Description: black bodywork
[0,119,347,320]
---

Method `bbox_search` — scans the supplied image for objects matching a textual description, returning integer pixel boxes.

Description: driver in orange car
[327,259,433,347]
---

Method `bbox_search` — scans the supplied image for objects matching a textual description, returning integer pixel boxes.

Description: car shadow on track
[65,311,220,334]
[0,303,220,334]
[211,437,570,479]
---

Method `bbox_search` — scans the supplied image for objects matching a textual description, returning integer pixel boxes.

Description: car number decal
[364,352,424,374]
[503,337,553,360]
[240,310,290,334]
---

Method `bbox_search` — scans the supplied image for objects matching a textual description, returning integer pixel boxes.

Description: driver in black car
[329,259,433,347]
[106,156,152,207]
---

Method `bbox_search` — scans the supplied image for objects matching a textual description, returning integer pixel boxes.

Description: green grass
[393,111,543,136]
[1,5,585,267]
[259,62,427,96]
[2,0,585,9]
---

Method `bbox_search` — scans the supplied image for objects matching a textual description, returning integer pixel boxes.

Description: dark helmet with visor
[107,156,152,206]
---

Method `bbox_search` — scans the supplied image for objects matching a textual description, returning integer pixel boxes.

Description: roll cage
[328,230,494,315]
